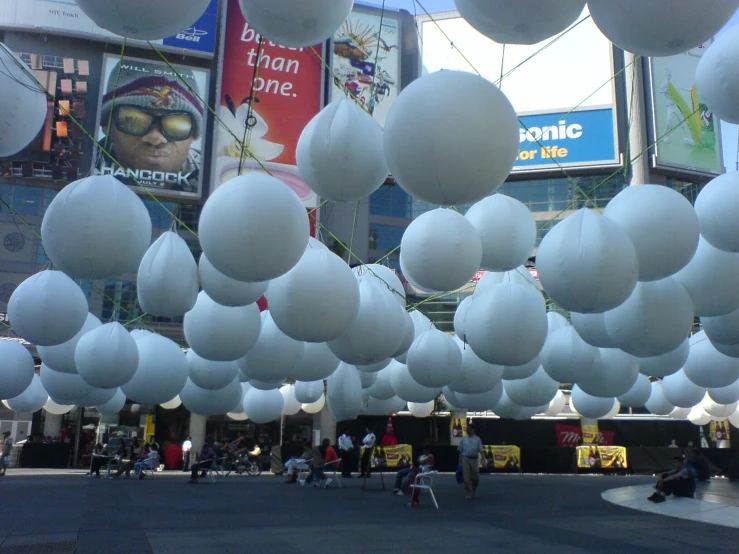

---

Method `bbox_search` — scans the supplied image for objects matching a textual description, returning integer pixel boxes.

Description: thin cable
[238,36,265,175]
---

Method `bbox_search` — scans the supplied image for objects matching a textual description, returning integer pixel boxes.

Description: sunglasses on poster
[113,105,194,141]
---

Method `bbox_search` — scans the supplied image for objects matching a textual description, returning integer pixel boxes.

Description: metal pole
[624,52,651,186]
[71,407,83,468]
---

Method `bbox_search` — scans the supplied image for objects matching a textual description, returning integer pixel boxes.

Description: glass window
[370,184,410,218]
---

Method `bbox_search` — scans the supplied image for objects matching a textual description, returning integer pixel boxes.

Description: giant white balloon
[673,237,739,317]
[8,270,88,346]
[363,395,406,416]
[199,173,309,282]
[683,332,739,388]
[501,356,541,381]
[542,390,567,416]
[43,398,74,416]
[353,264,406,308]
[447,338,503,394]
[37,314,102,374]
[268,247,360,342]
[504,367,558,407]
[457,382,504,412]
[297,99,388,202]
[238,0,354,48]
[390,363,441,403]
[406,330,463,388]
[604,278,694,357]
[198,253,268,308]
[391,312,415,363]
[638,338,689,378]
[326,362,363,421]
[540,326,600,383]
[616,374,652,408]
[663,370,707,408]
[474,266,538,294]
[122,334,188,405]
[0,44,47,157]
[588,0,739,57]
[464,194,536,272]
[6,375,48,413]
[40,364,93,405]
[570,311,618,348]
[645,381,675,416]
[367,366,397,400]
[0,341,35,400]
[696,172,739,255]
[708,380,739,405]
[455,0,585,45]
[702,396,738,418]
[703,306,739,347]
[301,394,326,414]
[160,396,182,410]
[75,322,139,389]
[536,209,638,313]
[453,296,474,343]
[603,185,699,281]
[570,385,617,419]
[464,282,547,366]
[408,401,435,418]
[359,370,378,390]
[384,70,519,206]
[696,27,739,125]
[294,380,323,404]
[41,176,152,280]
[400,209,482,293]
[238,311,304,382]
[492,388,538,419]
[95,389,127,415]
[181,378,242,417]
[184,291,262,361]
[687,406,712,426]
[186,351,239,391]
[292,341,340,381]
[576,348,639,398]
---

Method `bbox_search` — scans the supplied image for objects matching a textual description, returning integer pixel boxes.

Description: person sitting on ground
[188,442,218,483]
[648,456,697,503]
[683,441,711,481]
[89,444,110,478]
[115,443,149,479]
[394,446,435,496]
[308,439,338,487]
[284,442,313,484]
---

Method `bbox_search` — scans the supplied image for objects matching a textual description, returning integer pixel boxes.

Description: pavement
[1,470,738,554]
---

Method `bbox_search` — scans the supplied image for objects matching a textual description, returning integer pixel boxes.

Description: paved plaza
[1,470,738,553]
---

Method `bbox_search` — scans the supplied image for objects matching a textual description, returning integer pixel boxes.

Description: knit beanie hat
[100,60,204,139]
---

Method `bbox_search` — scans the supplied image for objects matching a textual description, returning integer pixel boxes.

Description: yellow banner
[450,414,467,439]
[482,446,521,470]
[581,423,599,444]
[577,446,628,469]
[710,420,731,442]
[360,444,413,469]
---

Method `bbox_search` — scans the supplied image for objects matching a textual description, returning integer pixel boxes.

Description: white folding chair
[321,459,342,488]
[409,470,439,509]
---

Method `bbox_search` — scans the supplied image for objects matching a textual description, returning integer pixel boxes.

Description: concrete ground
[0,470,737,553]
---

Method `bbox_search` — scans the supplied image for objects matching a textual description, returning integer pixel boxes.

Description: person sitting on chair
[188,443,217,484]
[134,443,159,479]
[393,446,434,496]
[284,442,313,484]
[114,443,149,479]
[308,439,338,488]
[648,456,696,502]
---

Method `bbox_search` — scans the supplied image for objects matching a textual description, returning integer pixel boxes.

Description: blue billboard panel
[514,108,618,171]
[162,0,219,55]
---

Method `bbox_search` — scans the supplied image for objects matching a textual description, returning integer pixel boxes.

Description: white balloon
[186,351,239,391]
[292,341,340,381]
[41,176,152,280]
[400,209,482,293]
[75,0,210,39]
[356,359,391,374]
[447,338,503,394]
[603,185,699,281]
[406,330,463,388]
[576,348,639,398]
[37,314,102,374]
[181,378,242,417]
[604,278,694,357]
[367,365,397,401]
[359,370,377,390]
[228,412,249,421]
[238,0,354,48]
[702,306,739,346]
[328,278,406,365]
[670,406,691,419]
[702,396,738,418]
[6,375,48,413]
[0,341,35,400]
[8,270,88,346]
[294,380,323,404]
[184,291,262,361]
[617,374,652,408]
[326,362,363,421]
[588,0,739,57]
[569,386,617,419]
[82,387,119,408]
[362,395,406,416]
[40,363,93,405]
[712,341,739,358]
[390,363,441,403]
[684,331,739,388]
[457,382,504,412]
[129,329,154,342]
[570,311,618,348]
[122,334,188,405]
[248,379,283,391]
[455,0,586,45]
[504,367,558,407]
[74,322,139,389]
[474,267,538,294]
[453,296,474,344]
[645,381,676,415]
[301,394,326,414]
[729,409,739,428]
[536,209,638,313]
[696,27,739,125]
[95,389,127,415]
[268,247,360,342]
[280,384,302,416]
[198,253,268,307]
[492,387,537,419]
[637,338,690,378]
[687,406,712,426]
[540,326,600,383]
[353,265,406,308]
[392,312,415,362]
[408,401,435,418]
[383,70,519,206]
[502,356,541,381]
[708,380,739,405]
[43,398,74,415]
[199,173,309,282]
[409,310,435,337]
[297,99,388,202]
[465,194,536,272]
[0,44,47,157]
[673,237,739,317]
[137,231,198,318]
[547,312,570,334]
[464,282,548,366]
[542,390,567,416]
[663,370,707,408]
[160,396,182,410]
[602,400,622,420]
[238,311,304,382]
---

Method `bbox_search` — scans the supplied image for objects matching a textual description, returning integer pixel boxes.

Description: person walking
[458,423,484,499]
[360,427,376,478]
[338,431,353,478]
[0,431,13,476]
[182,436,192,472]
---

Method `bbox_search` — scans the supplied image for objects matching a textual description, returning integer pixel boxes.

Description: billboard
[94,54,210,199]
[649,44,723,176]
[212,0,324,208]
[0,0,219,56]
[329,7,401,126]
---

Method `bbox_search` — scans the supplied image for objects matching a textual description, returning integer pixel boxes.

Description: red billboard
[214,0,325,207]
[555,424,615,447]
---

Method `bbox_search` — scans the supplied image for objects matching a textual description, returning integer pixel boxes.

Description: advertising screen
[94,54,210,199]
